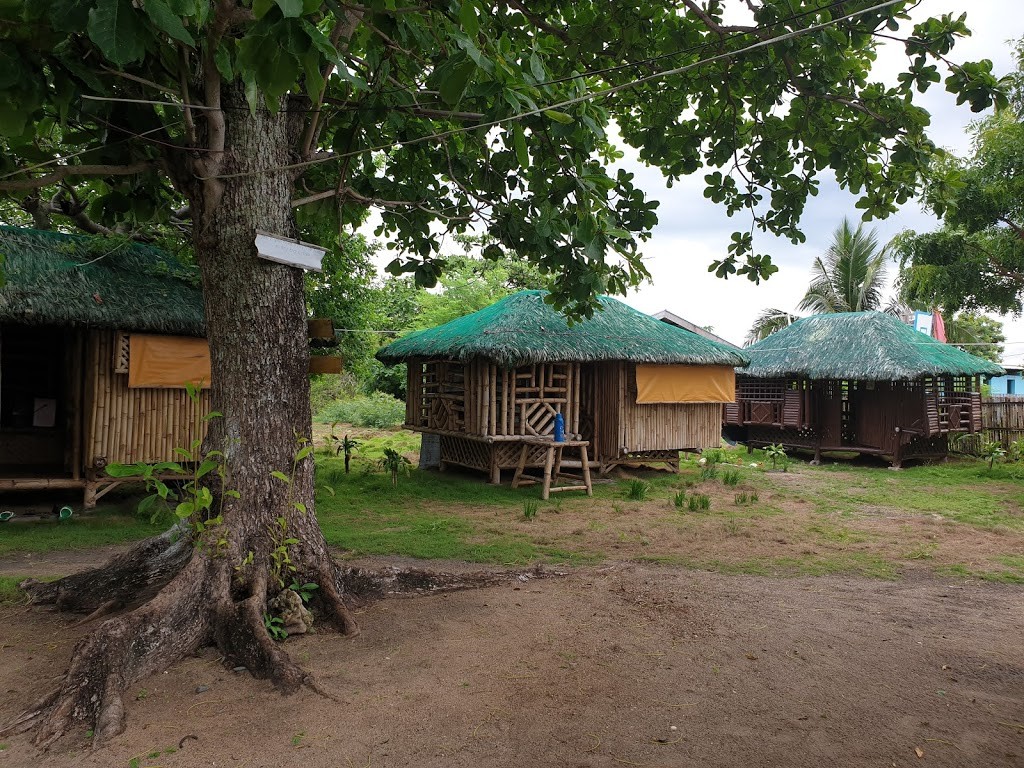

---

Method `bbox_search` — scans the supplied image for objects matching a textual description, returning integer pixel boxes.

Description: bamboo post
[572,363,581,437]
[489,364,497,436]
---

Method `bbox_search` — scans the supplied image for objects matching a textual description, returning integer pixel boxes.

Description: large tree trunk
[11,91,357,749]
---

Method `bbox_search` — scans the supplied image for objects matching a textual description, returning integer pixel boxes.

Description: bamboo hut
[376,290,748,480]
[0,226,211,507]
[725,311,1004,467]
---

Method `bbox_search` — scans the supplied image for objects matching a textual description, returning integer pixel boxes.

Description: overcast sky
[612,1,1024,361]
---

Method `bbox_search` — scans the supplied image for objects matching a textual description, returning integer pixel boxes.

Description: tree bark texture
[11,91,357,749]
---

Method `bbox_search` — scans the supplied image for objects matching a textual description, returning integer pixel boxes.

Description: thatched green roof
[742,311,1004,380]
[377,290,749,367]
[0,226,204,335]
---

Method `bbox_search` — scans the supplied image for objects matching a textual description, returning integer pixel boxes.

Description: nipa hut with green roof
[725,311,1004,467]
[0,226,211,506]
[377,290,749,480]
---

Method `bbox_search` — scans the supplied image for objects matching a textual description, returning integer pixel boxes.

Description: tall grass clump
[625,479,650,500]
[315,391,405,428]
[688,494,711,512]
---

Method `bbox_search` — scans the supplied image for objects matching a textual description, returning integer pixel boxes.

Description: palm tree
[745,219,893,345]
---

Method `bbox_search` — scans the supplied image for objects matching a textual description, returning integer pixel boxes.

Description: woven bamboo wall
[406,359,582,439]
[589,362,722,461]
[87,330,210,466]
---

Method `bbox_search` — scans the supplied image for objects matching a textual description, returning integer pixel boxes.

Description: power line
[206,0,907,184]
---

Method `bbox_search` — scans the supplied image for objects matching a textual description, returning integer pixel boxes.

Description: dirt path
[1,556,1022,768]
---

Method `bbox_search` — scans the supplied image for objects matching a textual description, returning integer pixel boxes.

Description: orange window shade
[635,365,735,404]
[128,334,211,389]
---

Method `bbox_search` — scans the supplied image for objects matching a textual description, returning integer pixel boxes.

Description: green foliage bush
[310,373,360,415]
[315,392,405,428]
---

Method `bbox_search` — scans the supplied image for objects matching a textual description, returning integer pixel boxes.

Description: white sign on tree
[255,232,327,272]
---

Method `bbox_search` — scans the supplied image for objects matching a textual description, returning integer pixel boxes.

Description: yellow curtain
[128,334,211,389]
[635,364,735,403]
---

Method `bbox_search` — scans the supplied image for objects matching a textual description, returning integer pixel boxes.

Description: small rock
[670,726,677,731]
[195,685,210,694]
[233,666,247,673]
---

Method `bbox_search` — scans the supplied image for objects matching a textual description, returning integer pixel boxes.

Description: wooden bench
[510,437,593,500]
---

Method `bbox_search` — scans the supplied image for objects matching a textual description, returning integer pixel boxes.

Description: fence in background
[956,396,1024,454]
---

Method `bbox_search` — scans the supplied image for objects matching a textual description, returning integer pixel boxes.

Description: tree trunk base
[3,534,560,750]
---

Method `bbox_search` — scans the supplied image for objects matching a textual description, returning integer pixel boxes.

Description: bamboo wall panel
[619,363,721,453]
[87,330,210,466]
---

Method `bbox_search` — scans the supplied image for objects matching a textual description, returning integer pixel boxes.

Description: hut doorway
[0,324,70,478]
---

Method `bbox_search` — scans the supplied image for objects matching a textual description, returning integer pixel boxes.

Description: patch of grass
[0,577,25,604]
[687,494,710,512]
[0,505,161,556]
[673,490,687,509]
[314,457,592,564]
[793,459,1024,531]
[806,522,869,545]
[938,563,1024,584]
[721,469,740,487]
[625,479,649,501]
[711,553,898,580]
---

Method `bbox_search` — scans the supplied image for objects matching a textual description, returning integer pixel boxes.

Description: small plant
[734,492,749,505]
[750,491,759,503]
[340,434,359,473]
[702,448,723,467]
[684,479,695,488]
[722,469,740,486]
[611,503,624,514]
[625,479,650,500]
[1008,438,1024,463]
[980,440,1007,470]
[699,465,719,481]
[263,612,288,641]
[764,443,787,470]
[522,499,539,520]
[377,447,411,486]
[288,579,319,604]
[687,493,711,512]
[673,490,687,508]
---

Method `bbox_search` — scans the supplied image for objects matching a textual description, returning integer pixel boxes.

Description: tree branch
[504,0,571,44]
[0,162,156,192]
[679,0,757,36]
[998,215,1024,240]
[301,9,364,159]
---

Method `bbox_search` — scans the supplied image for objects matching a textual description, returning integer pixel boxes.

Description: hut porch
[726,374,984,466]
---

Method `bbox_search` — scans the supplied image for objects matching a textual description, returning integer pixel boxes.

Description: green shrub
[699,466,719,481]
[673,490,687,508]
[734,492,749,505]
[722,469,740,486]
[310,372,360,415]
[522,500,538,520]
[315,392,405,428]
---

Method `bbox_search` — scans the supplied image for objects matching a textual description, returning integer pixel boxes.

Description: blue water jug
[553,412,565,442]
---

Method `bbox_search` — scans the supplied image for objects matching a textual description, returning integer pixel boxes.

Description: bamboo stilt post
[489,364,497,436]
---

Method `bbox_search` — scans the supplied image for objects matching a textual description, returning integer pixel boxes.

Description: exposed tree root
[5,533,564,751]
[20,525,193,613]
[336,562,563,605]
[32,554,212,749]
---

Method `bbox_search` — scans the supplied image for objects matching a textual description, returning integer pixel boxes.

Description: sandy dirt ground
[1,555,1022,768]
